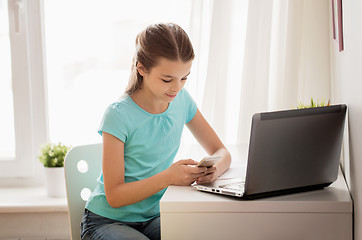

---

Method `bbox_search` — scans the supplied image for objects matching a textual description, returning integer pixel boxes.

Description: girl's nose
[171,80,182,92]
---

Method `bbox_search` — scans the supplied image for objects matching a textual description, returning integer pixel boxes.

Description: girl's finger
[197,174,213,183]
[189,165,207,173]
[192,171,208,178]
[178,159,198,165]
[205,166,216,174]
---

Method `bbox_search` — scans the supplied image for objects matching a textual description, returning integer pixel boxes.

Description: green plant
[296,98,330,109]
[38,142,71,167]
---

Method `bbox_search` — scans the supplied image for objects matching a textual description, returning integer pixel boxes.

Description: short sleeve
[98,103,128,143]
[182,89,197,123]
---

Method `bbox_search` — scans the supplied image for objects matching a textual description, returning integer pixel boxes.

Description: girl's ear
[136,62,146,76]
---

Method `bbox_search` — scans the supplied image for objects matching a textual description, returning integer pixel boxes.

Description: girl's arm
[102,132,208,208]
[186,109,231,183]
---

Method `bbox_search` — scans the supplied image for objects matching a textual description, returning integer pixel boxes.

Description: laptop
[193,104,347,199]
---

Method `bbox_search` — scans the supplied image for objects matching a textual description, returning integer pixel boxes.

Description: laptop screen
[244,105,347,197]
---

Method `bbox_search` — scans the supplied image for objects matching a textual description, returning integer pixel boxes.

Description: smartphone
[196,155,222,168]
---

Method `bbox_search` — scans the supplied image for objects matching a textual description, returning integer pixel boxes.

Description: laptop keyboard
[220,181,245,191]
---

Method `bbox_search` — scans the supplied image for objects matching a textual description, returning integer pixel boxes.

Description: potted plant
[38,142,71,197]
[296,98,330,109]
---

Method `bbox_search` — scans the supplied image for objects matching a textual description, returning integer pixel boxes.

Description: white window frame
[1,0,48,178]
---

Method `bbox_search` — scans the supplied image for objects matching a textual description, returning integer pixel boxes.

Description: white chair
[64,143,102,240]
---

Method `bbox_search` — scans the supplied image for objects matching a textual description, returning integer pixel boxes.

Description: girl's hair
[125,23,195,95]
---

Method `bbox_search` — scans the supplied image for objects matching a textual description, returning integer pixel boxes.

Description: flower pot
[44,167,66,197]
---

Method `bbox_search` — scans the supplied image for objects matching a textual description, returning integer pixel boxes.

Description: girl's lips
[166,93,177,98]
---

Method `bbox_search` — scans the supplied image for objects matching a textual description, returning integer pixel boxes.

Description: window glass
[0,0,15,160]
[44,0,192,146]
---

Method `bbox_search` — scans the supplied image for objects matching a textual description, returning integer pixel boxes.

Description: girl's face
[137,58,192,104]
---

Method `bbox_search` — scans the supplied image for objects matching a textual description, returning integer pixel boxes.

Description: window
[0,0,15,161]
[43,0,192,146]
[1,0,193,178]
[0,0,47,178]
[2,0,248,179]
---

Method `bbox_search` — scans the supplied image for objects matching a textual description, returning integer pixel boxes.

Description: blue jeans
[81,209,160,240]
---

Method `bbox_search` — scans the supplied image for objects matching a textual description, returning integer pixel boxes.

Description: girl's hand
[167,159,208,186]
[195,166,219,184]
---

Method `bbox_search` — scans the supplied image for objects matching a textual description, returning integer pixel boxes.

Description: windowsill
[0,186,68,213]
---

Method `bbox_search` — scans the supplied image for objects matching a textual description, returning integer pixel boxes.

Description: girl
[81,23,231,240]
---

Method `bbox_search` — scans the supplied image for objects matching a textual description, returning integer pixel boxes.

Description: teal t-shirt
[85,88,197,222]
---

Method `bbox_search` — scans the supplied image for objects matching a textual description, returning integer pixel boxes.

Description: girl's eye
[161,77,187,82]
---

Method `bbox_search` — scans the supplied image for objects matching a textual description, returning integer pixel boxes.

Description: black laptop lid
[244,104,347,198]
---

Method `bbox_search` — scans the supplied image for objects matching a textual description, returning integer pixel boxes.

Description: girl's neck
[130,90,169,114]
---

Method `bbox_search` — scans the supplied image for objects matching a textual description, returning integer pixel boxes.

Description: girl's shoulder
[173,88,196,107]
[109,94,135,109]
[104,95,136,118]
[174,88,191,103]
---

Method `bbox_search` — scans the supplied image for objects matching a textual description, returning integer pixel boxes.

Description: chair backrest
[64,143,102,240]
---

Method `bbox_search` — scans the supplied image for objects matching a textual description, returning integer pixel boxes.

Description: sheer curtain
[237,0,331,144]
[185,0,249,146]
[186,0,331,147]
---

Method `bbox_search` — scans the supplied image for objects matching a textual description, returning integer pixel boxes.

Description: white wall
[330,0,362,238]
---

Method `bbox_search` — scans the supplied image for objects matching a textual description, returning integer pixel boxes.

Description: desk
[160,145,353,240]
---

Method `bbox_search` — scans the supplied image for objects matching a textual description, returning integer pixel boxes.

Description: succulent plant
[297,98,330,109]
